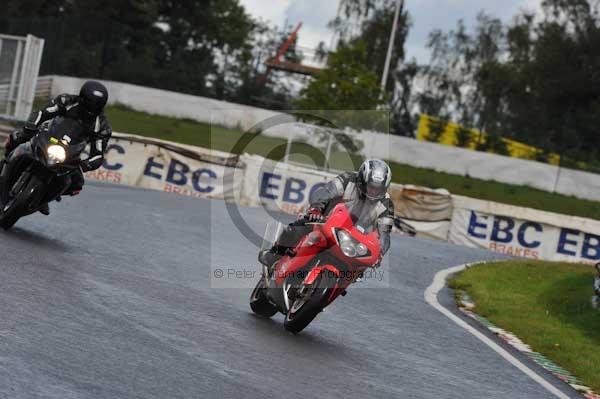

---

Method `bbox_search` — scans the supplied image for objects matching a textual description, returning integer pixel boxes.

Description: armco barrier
[90,133,599,263]
[87,132,244,201]
[449,196,600,264]
[89,133,448,238]
[42,75,600,202]
[92,133,338,208]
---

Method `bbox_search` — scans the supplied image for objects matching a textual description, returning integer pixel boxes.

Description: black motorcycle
[0,117,87,230]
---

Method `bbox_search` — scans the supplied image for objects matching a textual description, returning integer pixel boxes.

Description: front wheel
[284,273,337,334]
[250,277,277,317]
[0,175,41,230]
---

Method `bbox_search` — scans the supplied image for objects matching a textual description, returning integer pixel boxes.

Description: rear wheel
[250,277,277,317]
[284,273,337,334]
[0,175,41,230]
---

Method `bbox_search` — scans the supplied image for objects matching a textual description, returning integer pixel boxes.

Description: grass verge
[104,104,599,220]
[450,260,600,392]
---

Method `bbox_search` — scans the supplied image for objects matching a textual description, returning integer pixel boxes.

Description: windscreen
[48,117,86,145]
[260,222,285,252]
[345,199,380,234]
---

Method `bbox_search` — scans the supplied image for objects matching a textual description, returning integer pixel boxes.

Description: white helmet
[357,159,392,200]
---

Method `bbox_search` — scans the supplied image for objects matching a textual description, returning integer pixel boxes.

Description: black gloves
[80,157,103,172]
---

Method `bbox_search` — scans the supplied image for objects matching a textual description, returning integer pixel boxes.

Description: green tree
[0,0,262,101]
[296,41,385,130]
[420,0,600,167]
[218,22,296,109]
[329,0,415,135]
[297,41,389,131]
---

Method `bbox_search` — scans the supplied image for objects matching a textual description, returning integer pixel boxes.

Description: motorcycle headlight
[47,145,66,165]
[335,229,370,258]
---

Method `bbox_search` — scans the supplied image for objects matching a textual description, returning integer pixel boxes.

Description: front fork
[0,157,66,211]
[262,265,289,312]
[9,171,31,198]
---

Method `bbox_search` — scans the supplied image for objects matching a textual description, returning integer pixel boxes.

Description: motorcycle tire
[284,273,336,334]
[0,175,41,230]
[250,277,278,317]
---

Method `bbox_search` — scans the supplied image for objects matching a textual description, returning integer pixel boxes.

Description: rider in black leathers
[260,159,395,268]
[3,81,112,214]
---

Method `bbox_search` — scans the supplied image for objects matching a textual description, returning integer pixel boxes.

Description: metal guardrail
[111,133,240,167]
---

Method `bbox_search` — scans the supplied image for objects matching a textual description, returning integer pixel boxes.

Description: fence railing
[0,34,44,120]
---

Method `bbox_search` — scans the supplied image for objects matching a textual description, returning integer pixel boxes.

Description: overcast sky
[238,0,543,63]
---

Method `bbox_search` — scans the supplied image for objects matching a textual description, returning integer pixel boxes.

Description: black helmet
[357,159,392,200]
[79,81,108,115]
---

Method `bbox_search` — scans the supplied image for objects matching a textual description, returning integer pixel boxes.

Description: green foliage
[297,42,381,109]
[296,42,386,131]
[6,0,600,165]
[0,0,292,108]
[422,0,600,166]
[453,260,600,392]
[330,0,415,136]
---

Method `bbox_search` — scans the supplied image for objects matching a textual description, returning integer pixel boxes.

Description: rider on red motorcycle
[260,159,394,269]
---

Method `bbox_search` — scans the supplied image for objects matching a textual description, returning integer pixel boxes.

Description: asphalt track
[0,183,580,399]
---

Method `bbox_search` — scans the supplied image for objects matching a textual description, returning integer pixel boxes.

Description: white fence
[35,75,600,202]
[0,34,44,120]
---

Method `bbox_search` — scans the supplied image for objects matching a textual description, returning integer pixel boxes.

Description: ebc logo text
[259,172,326,204]
[467,211,600,260]
[143,157,217,193]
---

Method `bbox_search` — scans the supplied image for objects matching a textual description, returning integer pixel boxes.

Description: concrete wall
[47,75,279,132]
[45,75,600,202]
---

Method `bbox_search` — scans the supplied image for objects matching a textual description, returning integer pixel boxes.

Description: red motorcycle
[250,203,381,334]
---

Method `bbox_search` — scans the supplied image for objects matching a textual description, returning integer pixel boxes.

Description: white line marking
[424,262,571,399]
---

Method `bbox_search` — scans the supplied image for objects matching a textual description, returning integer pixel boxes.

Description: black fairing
[0,117,86,214]
[33,117,87,164]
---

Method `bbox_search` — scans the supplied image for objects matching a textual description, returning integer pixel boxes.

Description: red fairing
[274,203,381,294]
[304,265,341,285]
[323,204,381,266]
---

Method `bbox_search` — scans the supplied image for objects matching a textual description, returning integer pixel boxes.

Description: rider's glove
[80,160,93,173]
[80,156,102,172]
[304,207,325,223]
[22,123,38,137]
